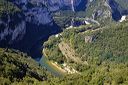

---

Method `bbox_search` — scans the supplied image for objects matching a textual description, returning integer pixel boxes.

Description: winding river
[39,55,64,76]
[31,40,64,76]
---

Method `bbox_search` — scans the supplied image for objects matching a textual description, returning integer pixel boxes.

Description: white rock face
[84,20,90,25]
[55,34,59,38]
[90,0,94,2]
[71,0,75,12]
[66,25,73,29]
[119,16,126,22]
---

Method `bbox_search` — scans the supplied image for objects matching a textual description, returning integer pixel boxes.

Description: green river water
[39,56,63,76]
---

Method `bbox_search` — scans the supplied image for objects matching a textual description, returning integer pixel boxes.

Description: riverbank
[42,49,79,75]
[43,49,66,74]
[39,49,67,76]
[50,62,66,73]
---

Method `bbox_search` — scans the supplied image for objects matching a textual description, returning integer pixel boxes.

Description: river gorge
[0,0,128,76]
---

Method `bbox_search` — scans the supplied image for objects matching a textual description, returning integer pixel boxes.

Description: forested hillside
[0,0,128,85]
[43,21,128,85]
[0,48,55,85]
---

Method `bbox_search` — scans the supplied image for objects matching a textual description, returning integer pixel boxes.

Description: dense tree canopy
[43,21,128,85]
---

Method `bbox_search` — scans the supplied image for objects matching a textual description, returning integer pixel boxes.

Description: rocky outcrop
[11,0,53,25]
[0,0,90,58]
[108,0,128,21]
[85,0,112,24]
[0,0,61,59]
[0,12,26,46]
[85,36,93,43]
[0,0,128,59]
[108,0,122,21]
[46,0,88,12]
